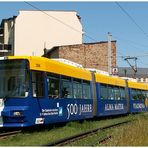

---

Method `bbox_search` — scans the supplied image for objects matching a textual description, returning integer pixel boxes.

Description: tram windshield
[0,59,29,98]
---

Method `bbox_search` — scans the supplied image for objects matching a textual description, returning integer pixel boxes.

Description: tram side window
[142,90,147,99]
[131,89,144,100]
[131,89,137,100]
[73,79,82,99]
[145,91,148,98]
[83,81,91,99]
[100,84,108,100]
[108,86,115,100]
[32,71,44,98]
[47,73,60,99]
[145,92,148,105]
[136,90,142,100]
[114,86,121,100]
[120,87,126,99]
[137,90,145,100]
[61,76,72,98]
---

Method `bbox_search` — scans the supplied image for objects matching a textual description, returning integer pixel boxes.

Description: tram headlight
[13,111,22,117]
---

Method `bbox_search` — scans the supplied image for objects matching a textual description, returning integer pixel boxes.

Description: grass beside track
[67,113,148,146]
[101,113,148,146]
[0,113,147,146]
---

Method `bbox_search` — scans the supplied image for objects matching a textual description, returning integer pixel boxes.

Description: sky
[1,1,148,68]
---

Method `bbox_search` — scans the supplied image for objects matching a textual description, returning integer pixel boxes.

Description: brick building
[45,41,116,72]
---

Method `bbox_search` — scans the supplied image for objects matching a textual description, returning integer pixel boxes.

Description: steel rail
[91,135,112,146]
[0,130,22,139]
[44,120,133,146]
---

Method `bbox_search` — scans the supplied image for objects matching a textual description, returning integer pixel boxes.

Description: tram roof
[7,56,91,81]
[95,73,148,89]
[6,56,148,90]
[128,81,148,90]
[95,73,126,87]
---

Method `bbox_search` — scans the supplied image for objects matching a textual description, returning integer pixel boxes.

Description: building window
[137,78,141,82]
[143,78,146,82]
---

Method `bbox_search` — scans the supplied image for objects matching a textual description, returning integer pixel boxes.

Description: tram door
[31,71,46,121]
[32,71,45,98]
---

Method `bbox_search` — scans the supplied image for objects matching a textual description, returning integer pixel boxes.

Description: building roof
[19,10,78,12]
[19,10,81,19]
[118,67,148,78]
[44,40,116,56]
[84,40,116,45]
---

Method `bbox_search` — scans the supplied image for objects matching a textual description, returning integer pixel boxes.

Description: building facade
[0,17,16,56]
[0,10,83,56]
[46,41,116,72]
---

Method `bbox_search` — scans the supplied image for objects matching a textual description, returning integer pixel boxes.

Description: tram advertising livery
[0,56,147,127]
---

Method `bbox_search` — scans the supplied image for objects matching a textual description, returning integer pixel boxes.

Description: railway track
[0,130,22,140]
[91,135,112,146]
[45,120,133,146]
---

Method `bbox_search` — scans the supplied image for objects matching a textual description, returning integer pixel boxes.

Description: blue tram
[0,56,147,127]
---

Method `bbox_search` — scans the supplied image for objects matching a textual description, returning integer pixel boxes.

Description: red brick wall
[48,41,116,72]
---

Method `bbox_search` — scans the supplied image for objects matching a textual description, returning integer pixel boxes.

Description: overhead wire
[24,1,148,66]
[138,59,148,67]
[114,2,148,66]
[113,35,148,56]
[24,1,126,62]
[113,35,148,48]
[115,2,148,38]
[114,3,148,68]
